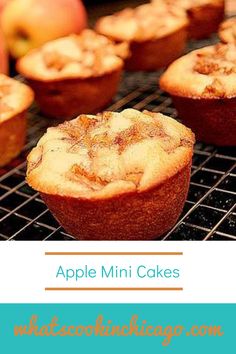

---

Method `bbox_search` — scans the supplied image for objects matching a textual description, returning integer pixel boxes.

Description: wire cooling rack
[0,39,235,241]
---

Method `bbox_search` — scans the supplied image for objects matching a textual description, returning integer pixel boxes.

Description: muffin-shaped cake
[0,74,34,167]
[219,17,236,43]
[154,0,225,39]
[95,3,188,71]
[27,109,194,240]
[17,30,128,120]
[160,43,236,146]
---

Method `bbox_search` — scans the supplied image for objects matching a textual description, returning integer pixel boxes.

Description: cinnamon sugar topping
[203,78,225,96]
[96,2,187,42]
[17,30,129,80]
[27,109,194,198]
[194,44,236,76]
[160,41,236,99]
[59,113,168,155]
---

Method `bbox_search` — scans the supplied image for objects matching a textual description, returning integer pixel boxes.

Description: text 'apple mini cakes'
[219,17,236,43]
[0,74,34,167]
[154,0,225,39]
[17,30,129,120]
[160,43,236,146]
[27,109,194,240]
[95,2,188,71]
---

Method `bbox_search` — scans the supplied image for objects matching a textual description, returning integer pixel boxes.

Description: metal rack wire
[0,39,235,241]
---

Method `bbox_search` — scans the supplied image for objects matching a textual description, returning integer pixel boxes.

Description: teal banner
[0,304,234,353]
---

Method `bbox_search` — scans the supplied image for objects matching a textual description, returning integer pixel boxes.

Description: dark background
[83,1,235,21]
[84,0,148,24]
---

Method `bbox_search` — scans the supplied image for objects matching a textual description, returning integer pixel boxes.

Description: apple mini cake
[160,43,236,146]
[0,74,34,167]
[27,109,194,240]
[154,0,225,39]
[95,2,188,71]
[219,17,236,44]
[17,30,128,120]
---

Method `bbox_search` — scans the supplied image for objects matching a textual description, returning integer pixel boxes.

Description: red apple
[0,27,8,74]
[0,0,9,15]
[1,0,87,58]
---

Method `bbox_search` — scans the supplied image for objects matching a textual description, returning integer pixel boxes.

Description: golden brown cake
[154,0,225,39]
[0,74,34,167]
[95,2,188,71]
[218,17,236,43]
[27,108,194,240]
[160,43,236,146]
[16,30,128,120]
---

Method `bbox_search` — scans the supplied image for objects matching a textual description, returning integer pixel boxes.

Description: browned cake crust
[0,112,26,167]
[95,3,188,71]
[41,163,191,240]
[172,96,236,146]
[186,0,225,39]
[17,30,128,120]
[124,26,187,71]
[25,69,122,120]
[160,43,236,146]
[154,0,225,39]
[0,74,34,167]
[26,109,194,240]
